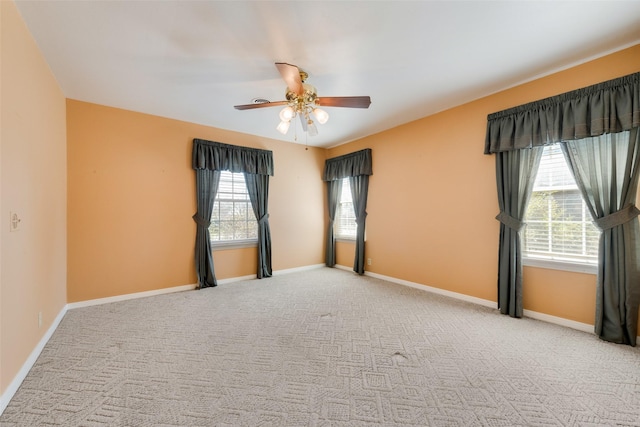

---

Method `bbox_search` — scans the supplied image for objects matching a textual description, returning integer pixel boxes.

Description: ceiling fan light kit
[313,108,329,124]
[279,106,295,122]
[276,102,328,136]
[307,120,318,137]
[234,63,371,137]
[276,119,291,134]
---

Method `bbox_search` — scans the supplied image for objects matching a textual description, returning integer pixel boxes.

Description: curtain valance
[323,148,373,181]
[193,139,274,176]
[485,72,640,154]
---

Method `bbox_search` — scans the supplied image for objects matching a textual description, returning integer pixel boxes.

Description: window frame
[522,257,597,274]
[335,177,357,241]
[209,170,258,250]
[522,144,598,274]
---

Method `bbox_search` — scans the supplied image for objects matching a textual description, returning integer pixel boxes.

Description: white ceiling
[14,0,640,148]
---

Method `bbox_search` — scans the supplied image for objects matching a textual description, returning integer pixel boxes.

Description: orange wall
[1,1,68,395]
[66,100,326,302]
[336,241,355,269]
[330,44,640,331]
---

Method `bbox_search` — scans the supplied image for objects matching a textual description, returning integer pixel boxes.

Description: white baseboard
[0,305,67,415]
[67,284,197,309]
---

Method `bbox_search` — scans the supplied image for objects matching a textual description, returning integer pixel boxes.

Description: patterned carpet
[1,267,639,426]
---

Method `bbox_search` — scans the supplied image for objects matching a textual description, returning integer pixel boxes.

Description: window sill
[523,257,597,274]
[335,237,356,243]
[211,239,257,251]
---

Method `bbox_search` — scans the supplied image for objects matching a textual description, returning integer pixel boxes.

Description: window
[523,144,599,267]
[209,171,257,245]
[335,177,356,239]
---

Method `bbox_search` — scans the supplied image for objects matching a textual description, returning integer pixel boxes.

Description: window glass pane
[523,145,598,264]
[558,191,584,221]
[219,201,233,219]
[209,171,257,242]
[335,177,356,238]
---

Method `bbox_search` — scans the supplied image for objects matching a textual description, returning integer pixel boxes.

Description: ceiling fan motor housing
[286,83,318,105]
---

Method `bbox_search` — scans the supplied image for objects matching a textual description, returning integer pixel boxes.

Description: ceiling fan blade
[316,96,372,108]
[275,62,303,95]
[234,100,288,110]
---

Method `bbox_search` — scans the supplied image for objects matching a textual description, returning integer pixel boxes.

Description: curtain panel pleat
[244,172,273,279]
[323,149,372,275]
[193,138,274,176]
[350,175,370,275]
[192,139,274,288]
[495,147,544,317]
[485,72,640,154]
[193,169,221,289]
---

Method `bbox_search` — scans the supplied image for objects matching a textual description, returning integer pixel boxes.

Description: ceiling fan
[234,63,371,136]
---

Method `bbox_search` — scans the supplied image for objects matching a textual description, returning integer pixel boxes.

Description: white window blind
[523,144,599,264]
[209,171,257,242]
[335,177,356,239]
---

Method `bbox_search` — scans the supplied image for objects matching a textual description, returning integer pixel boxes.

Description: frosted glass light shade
[276,120,290,134]
[279,106,295,122]
[312,108,329,124]
[307,121,318,136]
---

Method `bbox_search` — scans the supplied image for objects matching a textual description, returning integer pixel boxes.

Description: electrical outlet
[367,258,372,266]
[38,312,43,328]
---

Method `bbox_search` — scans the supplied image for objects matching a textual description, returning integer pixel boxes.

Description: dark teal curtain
[495,147,543,317]
[323,149,373,180]
[323,149,372,275]
[486,72,640,346]
[325,179,343,267]
[193,139,274,175]
[350,174,370,275]
[244,172,272,279]
[193,169,221,289]
[560,129,640,346]
[192,139,274,288]
[485,72,640,154]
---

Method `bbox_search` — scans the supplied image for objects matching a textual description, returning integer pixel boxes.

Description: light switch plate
[10,212,20,232]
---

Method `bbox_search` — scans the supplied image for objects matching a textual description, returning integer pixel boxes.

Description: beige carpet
[1,267,639,426]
